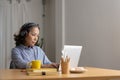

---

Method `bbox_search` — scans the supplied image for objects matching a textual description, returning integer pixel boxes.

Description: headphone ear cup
[20,31,27,36]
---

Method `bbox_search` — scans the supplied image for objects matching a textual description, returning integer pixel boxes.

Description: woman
[10,22,59,69]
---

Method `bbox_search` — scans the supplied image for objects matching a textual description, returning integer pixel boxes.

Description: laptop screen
[62,45,82,68]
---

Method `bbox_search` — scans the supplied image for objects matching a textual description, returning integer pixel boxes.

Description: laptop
[62,45,82,68]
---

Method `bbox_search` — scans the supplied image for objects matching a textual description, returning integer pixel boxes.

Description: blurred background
[1,0,120,70]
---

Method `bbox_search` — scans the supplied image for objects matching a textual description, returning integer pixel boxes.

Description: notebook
[62,45,82,68]
[26,68,58,76]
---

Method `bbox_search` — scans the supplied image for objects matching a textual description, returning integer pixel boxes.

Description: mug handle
[26,62,32,69]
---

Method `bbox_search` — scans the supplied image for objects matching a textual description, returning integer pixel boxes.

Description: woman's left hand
[42,63,59,69]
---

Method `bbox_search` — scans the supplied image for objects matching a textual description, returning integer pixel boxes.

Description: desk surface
[1,67,120,80]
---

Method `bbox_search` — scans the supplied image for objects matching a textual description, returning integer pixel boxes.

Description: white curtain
[0,0,30,69]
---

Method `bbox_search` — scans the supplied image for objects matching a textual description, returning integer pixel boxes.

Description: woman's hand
[42,63,59,69]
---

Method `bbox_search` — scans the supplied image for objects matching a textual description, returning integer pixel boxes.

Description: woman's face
[25,27,39,47]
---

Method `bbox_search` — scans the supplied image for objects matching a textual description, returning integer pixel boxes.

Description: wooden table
[0,67,120,80]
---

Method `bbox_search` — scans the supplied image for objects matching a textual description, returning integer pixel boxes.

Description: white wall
[44,0,56,62]
[64,0,120,69]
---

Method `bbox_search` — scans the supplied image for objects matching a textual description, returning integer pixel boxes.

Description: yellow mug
[29,60,41,69]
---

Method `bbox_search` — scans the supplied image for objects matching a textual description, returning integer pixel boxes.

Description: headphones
[20,31,27,36]
[20,23,31,36]
[19,22,39,37]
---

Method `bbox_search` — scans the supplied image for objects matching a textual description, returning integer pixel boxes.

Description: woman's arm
[11,48,27,69]
[37,47,59,68]
[42,63,59,68]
